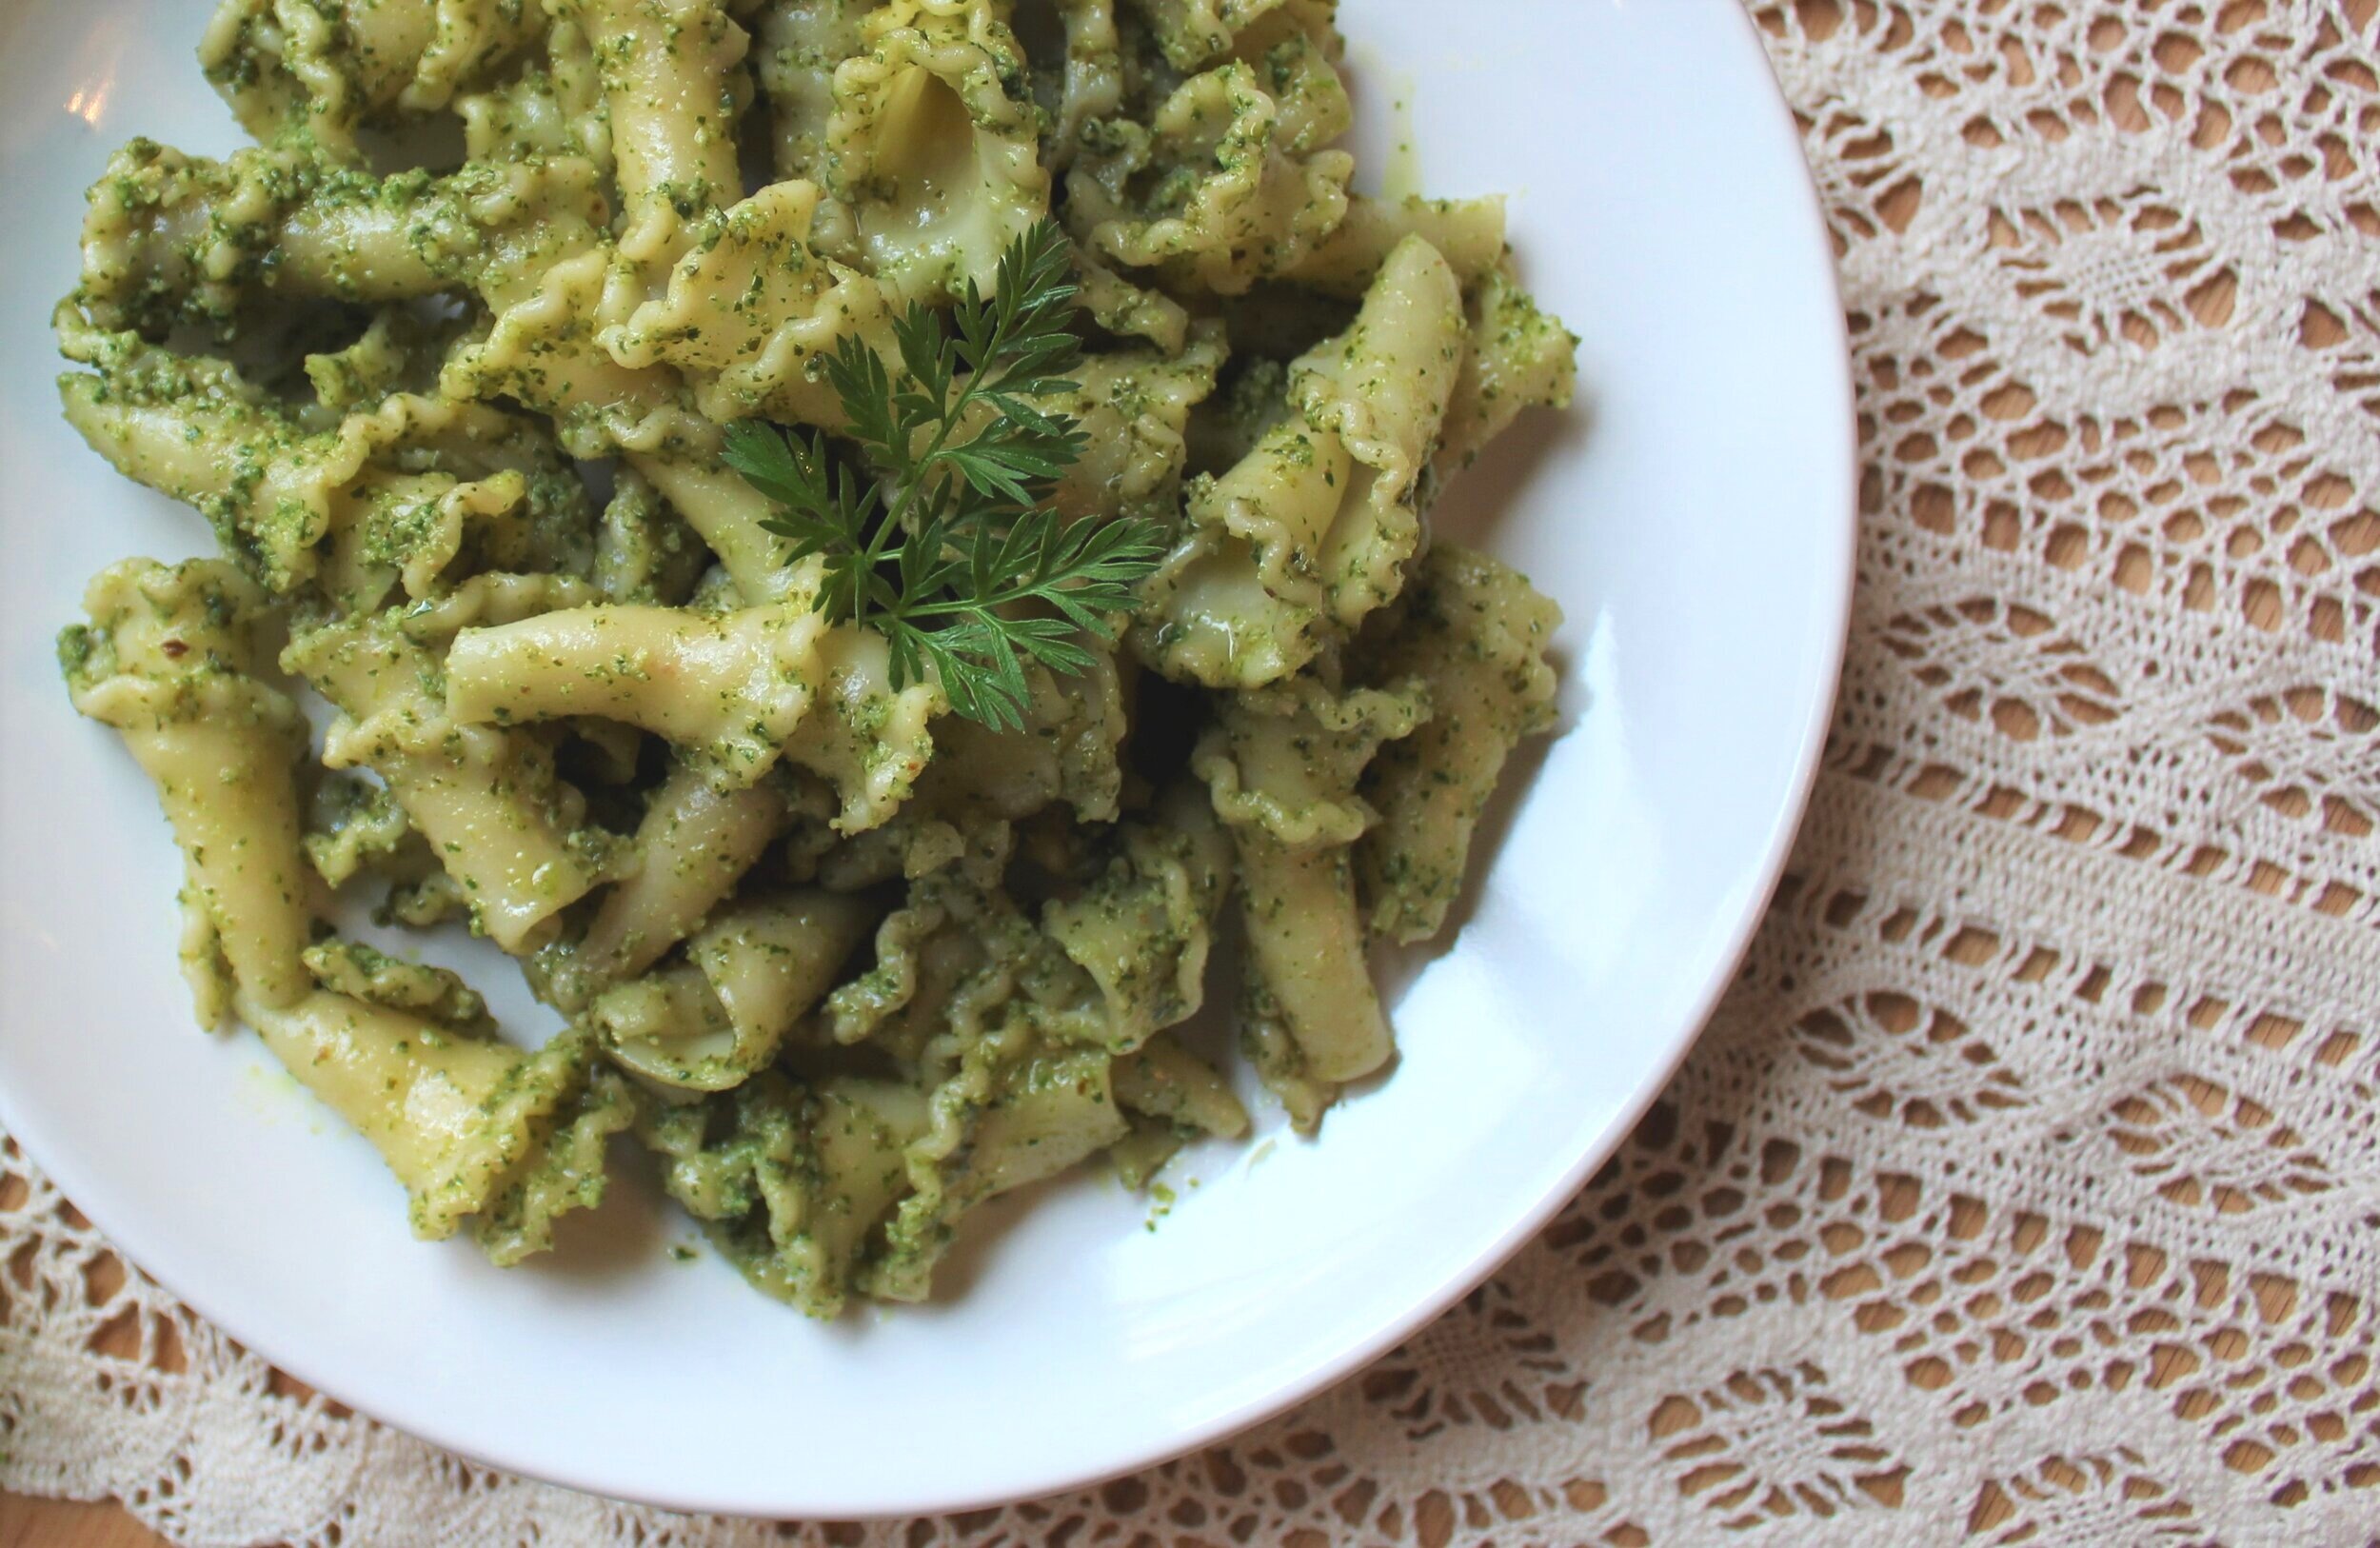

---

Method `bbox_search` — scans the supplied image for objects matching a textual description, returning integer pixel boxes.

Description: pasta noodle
[201,0,547,154]
[60,560,317,1020]
[1355,543,1563,943]
[1135,234,1462,685]
[826,0,1050,300]
[54,0,1574,1312]
[1196,672,1424,1117]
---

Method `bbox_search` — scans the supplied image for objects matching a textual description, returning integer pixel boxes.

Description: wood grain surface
[0,1495,165,1548]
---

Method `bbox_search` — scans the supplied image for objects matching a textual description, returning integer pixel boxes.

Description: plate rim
[0,0,1856,1518]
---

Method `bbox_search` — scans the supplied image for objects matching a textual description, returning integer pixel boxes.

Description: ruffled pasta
[445,591,836,781]
[202,0,546,153]
[1355,543,1562,943]
[59,560,316,1018]
[560,761,793,995]
[863,1013,1127,1300]
[242,993,635,1260]
[916,655,1128,823]
[566,0,754,264]
[1285,191,1505,298]
[60,332,592,604]
[60,0,1577,1309]
[1067,58,1353,294]
[454,15,615,169]
[1136,235,1461,686]
[1041,792,1234,1049]
[1196,672,1422,1120]
[73,140,609,336]
[1436,260,1581,475]
[598,889,877,1087]
[1124,0,1288,71]
[1050,326,1225,521]
[1025,0,1123,173]
[642,1072,925,1316]
[605,179,899,433]
[827,0,1050,300]
[753,0,877,187]
[286,598,611,953]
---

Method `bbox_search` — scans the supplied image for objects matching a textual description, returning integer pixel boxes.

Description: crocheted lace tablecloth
[7,1,2379,1541]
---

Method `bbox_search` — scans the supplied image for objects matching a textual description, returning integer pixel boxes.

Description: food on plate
[55,0,1574,1315]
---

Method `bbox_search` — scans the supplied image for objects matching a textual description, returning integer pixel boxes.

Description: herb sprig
[723,220,1167,731]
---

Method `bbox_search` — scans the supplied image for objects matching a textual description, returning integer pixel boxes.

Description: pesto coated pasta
[57,0,1575,1316]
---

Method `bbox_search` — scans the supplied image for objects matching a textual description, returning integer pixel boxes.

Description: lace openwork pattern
[8,1,2380,1541]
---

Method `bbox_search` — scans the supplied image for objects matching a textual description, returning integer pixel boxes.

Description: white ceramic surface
[0,0,1853,1518]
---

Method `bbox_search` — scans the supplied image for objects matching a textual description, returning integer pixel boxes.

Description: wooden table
[0,1496,162,1548]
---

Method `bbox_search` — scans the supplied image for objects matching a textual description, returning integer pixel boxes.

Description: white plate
[0,0,1851,1518]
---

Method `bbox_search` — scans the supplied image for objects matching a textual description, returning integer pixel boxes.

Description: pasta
[56,0,1574,1314]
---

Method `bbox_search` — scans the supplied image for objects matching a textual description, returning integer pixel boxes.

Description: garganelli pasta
[58,0,1574,1315]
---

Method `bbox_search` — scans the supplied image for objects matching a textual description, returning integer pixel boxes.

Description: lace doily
[8,1,2380,1540]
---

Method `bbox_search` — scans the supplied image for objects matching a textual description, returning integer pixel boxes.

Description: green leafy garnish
[723,220,1167,731]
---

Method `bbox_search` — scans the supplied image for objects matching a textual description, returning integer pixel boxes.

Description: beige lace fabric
[8,1,2380,1541]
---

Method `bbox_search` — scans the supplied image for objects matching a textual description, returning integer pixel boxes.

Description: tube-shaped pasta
[564,0,753,264]
[1197,670,1423,1113]
[1283,193,1507,299]
[598,888,878,1088]
[1356,543,1561,943]
[827,0,1050,300]
[202,0,548,152]
[1434,261,1581,477]
[1067,59,1353,295]
[642,1072,927,1316]
[445,595,828,782]
[568,762,791,992]
[1137,236,1462,686]
[239,991,635,1261]
[73,141,610,337]
[286,607,608,953]
[59,560,316,1019]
